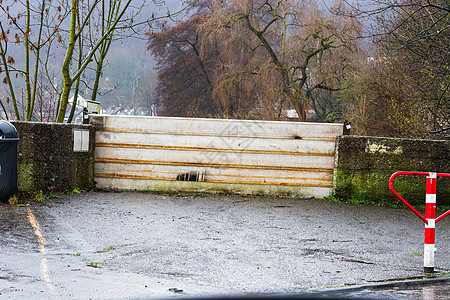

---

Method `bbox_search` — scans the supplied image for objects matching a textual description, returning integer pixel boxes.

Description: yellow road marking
[27,207,55,293]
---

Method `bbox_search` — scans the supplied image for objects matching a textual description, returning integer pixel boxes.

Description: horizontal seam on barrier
[96,129,339,140]
[94,170,332,182]
[94,158,334,172]
[94,174,334,187]
[95,143,335,157]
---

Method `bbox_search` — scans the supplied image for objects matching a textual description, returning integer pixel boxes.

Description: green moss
[8,195,18,205]
[334,169,450,207]
[17,163,34,192]
[88,162,95,187]
[334,136,449,207]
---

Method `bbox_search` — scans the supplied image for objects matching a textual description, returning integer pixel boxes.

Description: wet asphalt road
[0,191,449,299]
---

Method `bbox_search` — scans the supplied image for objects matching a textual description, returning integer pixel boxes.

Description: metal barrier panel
[90,115,343,198]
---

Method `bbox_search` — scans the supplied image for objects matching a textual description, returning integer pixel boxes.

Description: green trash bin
[0,121,19,202]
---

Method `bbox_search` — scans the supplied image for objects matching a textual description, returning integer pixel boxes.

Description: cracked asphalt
[0,191,449,299]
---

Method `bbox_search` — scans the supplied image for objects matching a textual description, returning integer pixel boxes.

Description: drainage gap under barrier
[176,171,205,182]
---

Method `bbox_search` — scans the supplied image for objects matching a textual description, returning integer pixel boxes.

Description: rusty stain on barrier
[95,158,334,173]
[95,173,334,187]
[97,128,339,141]
[95,170,332,183]
[95,142,335,156]
[94,167,332,182]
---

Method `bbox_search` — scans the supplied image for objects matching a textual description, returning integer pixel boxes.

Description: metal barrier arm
[389,172,428,223]
[436,207,450,222]
[389,171,450,224]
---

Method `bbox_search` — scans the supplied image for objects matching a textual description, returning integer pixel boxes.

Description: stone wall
[11,121,95,195]
[334,136,450,206]
[7,120,449,206]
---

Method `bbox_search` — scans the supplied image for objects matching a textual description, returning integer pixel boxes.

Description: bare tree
[147,5,220,117]
[148,0,361,120]
[0,0,68,120]
[337,0,449,137]
[1,0,195,122]
[200,0,361,121]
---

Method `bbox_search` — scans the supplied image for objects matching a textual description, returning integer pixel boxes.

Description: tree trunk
[55,0,77,123]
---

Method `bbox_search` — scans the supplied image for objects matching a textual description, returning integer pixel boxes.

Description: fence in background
[90,115,343,198]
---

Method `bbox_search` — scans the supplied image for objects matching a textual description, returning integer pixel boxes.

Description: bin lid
[0,120,18,139]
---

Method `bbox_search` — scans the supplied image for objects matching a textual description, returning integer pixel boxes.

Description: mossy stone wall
[334,136,450,206]
[11,121,95,195]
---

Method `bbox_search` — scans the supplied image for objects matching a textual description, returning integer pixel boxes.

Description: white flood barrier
[90,115,343,198]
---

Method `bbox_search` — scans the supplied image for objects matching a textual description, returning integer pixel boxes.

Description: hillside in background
[0,0,185,117]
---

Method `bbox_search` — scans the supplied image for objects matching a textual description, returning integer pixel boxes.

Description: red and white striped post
[424,173,436,273]
[389,171,450,273]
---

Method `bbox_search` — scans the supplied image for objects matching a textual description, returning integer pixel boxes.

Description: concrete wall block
[334,136,450,205]
[11,121,95,194]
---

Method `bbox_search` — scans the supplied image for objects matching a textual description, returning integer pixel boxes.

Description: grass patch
[105,246,119,251]
[325,195,450,212]
[4,186,86,206]
[323,195,403,208]
[135,190,211,198]
[8,195,18,205]
[405,252,423,257]
[67,187,82,195]
[87,261,103,268]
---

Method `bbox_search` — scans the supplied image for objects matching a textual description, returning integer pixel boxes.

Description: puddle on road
[343,284,450,300]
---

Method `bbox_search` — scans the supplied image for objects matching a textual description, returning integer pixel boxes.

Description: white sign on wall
[73,130,89,152]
